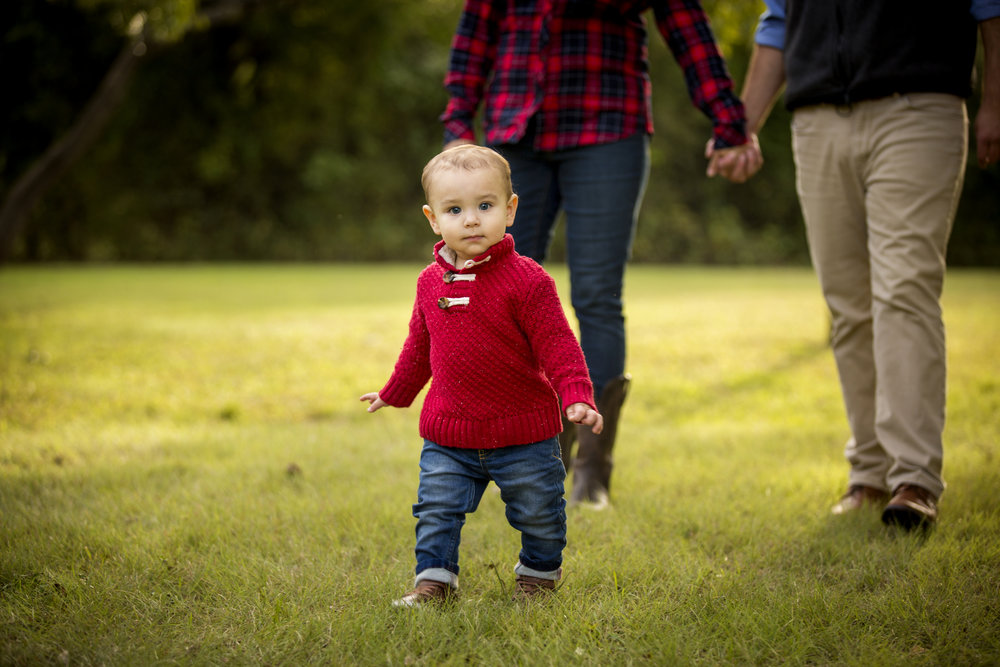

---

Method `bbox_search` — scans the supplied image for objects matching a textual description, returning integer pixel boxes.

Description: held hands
[359,392,388,413]
[705,135,764,183]
[566,402,603,434]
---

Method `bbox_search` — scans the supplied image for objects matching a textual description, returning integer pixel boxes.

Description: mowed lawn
[1,264,998,666]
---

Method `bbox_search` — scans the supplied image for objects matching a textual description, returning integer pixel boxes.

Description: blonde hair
[421,144,513,202]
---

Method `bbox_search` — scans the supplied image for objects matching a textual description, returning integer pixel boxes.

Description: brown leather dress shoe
[831,485,889,515]
[882,484,938,530]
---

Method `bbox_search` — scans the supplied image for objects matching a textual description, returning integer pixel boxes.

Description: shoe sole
[881,506,934,531]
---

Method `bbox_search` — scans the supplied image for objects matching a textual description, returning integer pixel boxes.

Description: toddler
[361,145,603,606]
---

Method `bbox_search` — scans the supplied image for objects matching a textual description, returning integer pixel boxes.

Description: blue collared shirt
[756,0,1000,49]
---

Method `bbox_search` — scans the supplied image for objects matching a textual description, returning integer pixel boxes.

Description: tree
[3,1,994,264]
[0,0,257,260]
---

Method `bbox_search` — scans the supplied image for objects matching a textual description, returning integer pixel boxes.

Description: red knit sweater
[378,234,595,449]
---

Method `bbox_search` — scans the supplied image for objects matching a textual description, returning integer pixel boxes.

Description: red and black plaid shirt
[442,0,748,152]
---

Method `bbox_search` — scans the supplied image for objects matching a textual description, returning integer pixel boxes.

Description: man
[710,1,1000,529]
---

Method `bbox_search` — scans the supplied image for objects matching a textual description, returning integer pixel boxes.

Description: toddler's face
[423,167,517,265]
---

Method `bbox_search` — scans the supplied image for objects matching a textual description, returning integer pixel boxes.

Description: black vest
[783,0,978,109]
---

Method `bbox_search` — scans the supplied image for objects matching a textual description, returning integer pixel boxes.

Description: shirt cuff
[441,114,476,146]
[378,377,420,408]
[559,381,597,414]
[972,1,1000,22]
[713,121,749,150]
[755,9,786,49]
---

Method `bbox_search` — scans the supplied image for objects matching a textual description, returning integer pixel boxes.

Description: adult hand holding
[705,135,763,183]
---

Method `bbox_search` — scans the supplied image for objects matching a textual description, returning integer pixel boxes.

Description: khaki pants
[791,93,968,498]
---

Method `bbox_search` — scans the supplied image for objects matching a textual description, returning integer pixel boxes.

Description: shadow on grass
[639,337,832,422]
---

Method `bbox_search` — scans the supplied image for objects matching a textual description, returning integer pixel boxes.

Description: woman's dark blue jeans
[494,132,650,397]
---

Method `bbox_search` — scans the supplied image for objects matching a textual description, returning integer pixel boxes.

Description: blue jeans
[412,438,567,584]
[494,132,650,397]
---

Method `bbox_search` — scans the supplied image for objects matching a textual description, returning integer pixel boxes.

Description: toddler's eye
[448,206,461,215]
[479,202,492,211]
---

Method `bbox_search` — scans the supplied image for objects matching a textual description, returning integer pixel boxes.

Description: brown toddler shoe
[512,574,558,600]
[392,579,455,608]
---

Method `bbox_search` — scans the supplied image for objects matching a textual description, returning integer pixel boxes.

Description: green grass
[1,264,998,666]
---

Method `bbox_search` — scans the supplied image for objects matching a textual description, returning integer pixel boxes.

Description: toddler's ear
[423,204,441,234]
[506,193,518,227]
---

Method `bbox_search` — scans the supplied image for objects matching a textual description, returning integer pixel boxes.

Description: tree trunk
[0,1,255,262]
[0,37,145,261]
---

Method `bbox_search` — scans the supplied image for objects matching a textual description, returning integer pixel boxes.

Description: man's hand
[566,402,603,434]
[976,102,1000,168]
[977,17,1000,169]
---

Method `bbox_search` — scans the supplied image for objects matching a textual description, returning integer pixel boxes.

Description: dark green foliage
[1,1,997,263]
[1,1,119,177]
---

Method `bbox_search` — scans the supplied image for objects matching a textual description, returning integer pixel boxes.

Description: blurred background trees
[2,0,997,263]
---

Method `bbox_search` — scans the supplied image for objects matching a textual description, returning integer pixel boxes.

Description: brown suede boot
[568,374,630,509]
[558,412,577,471]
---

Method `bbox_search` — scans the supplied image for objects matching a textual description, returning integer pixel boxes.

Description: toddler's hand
[566,402,603,434]
[360,392,388,413]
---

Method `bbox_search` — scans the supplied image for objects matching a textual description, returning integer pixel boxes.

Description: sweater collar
[434,234,514,272]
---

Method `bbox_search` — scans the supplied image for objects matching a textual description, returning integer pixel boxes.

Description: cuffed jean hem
[415,567,459,589]
[415,558,459,576]
[515,560,562,581]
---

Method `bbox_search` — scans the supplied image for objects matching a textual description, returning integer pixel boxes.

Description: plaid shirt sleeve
[651,0,747,148]
[441,0,501,145]
[441,0,747,151]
